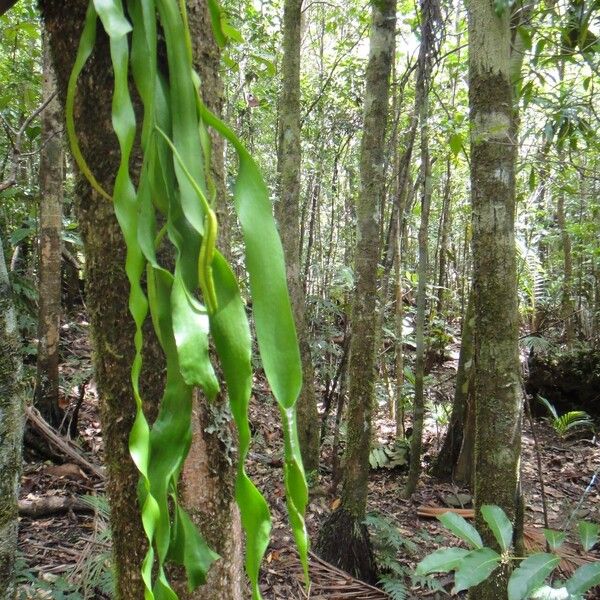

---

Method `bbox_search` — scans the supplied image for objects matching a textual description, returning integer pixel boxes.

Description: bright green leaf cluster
[65,1,309,598]
[416,507,600,600]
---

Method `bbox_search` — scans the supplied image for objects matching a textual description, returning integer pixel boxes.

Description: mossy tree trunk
[468,0,522,595]
[316,0,396,582]
[179,2,244,597]
[40,4,242,598]
[431,293,474,481]
[276,0,321,473]
[41,8,158,595]
[0,229,26,600]
[35,36,64,428]
[404,0,439,498]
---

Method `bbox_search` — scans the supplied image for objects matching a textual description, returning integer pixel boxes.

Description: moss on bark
[40,4,243,597]
[316,0,395,580]
[0,238,25,599]
[468,1,522,597]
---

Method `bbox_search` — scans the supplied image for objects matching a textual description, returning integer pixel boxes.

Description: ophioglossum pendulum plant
[65,1,309,598]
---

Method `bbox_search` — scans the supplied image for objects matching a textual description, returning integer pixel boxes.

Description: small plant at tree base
[537,395,593,438]
[365,513,445,600]
[415,506,600,599]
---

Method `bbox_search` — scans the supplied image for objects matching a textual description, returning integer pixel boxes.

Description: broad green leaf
[170,275,219,396]
[9,227,33,246]
[199,105,309,585]
[415,548,469,575]
[222,21,243,43]
[93,0,132,37]
[449,132,463,156]
[566,562,600,596]
[251,52,277,77]
[438,511,483,549]
[481,505,513,552]
[543,529,566,551]
[508,553,560,600]
[453,548,501,594]
[210,253,272,599]
[170,506,219,589]
[578,521,599,551]
[207,0,227,47]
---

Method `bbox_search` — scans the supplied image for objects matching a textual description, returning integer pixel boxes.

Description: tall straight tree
[40,2,242,597]
[404,0,440,497]
[316,0,396,582]
[35,37,64,428]
[468,0,522,596]
[0,230,25,598]
[276,0,321,472]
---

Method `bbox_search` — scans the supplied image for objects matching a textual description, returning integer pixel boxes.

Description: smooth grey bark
[35,37,64,428]
[276,0,321,473]
[469,0,522,596]
[0,233,25,599]
[315,0,396,582]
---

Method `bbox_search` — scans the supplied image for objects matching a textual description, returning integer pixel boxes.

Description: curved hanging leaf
[67,1,309,598]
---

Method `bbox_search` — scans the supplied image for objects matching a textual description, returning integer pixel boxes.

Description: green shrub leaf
[415,548,469,575]
[481,505,513,552]
[452,548,501,594]
[578,521,600,551]
[542,529,566,551]
[437,511,483,549]
[508,553,560,600]
[566,562,600,596]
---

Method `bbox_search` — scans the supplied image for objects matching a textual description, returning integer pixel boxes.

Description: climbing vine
[65,1,309,598]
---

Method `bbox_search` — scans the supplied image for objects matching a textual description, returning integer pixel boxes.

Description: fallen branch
[18,496,95,518]
[278,549,390,599]
[25,405,105,481]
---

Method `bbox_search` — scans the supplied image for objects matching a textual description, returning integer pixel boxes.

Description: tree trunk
[35,36,64,429]
[404,0,439,498]
[40,4,242,598]
[0,229,26,600]
[435,158,452,317]
[41,9,156,594]
[468,0,522,595]
[180,3,244,597]
[394,217,405,436]
[431,293,474,481]
[315,0,396,582]
[276,0,321,473]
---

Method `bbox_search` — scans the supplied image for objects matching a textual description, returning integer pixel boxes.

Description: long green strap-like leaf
[67,1,309,597]
[199,104,309,581]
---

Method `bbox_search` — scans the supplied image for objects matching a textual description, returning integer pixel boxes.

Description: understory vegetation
[1,0,599,598]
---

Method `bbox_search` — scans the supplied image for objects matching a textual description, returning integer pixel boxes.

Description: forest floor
[16,314,600,599]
